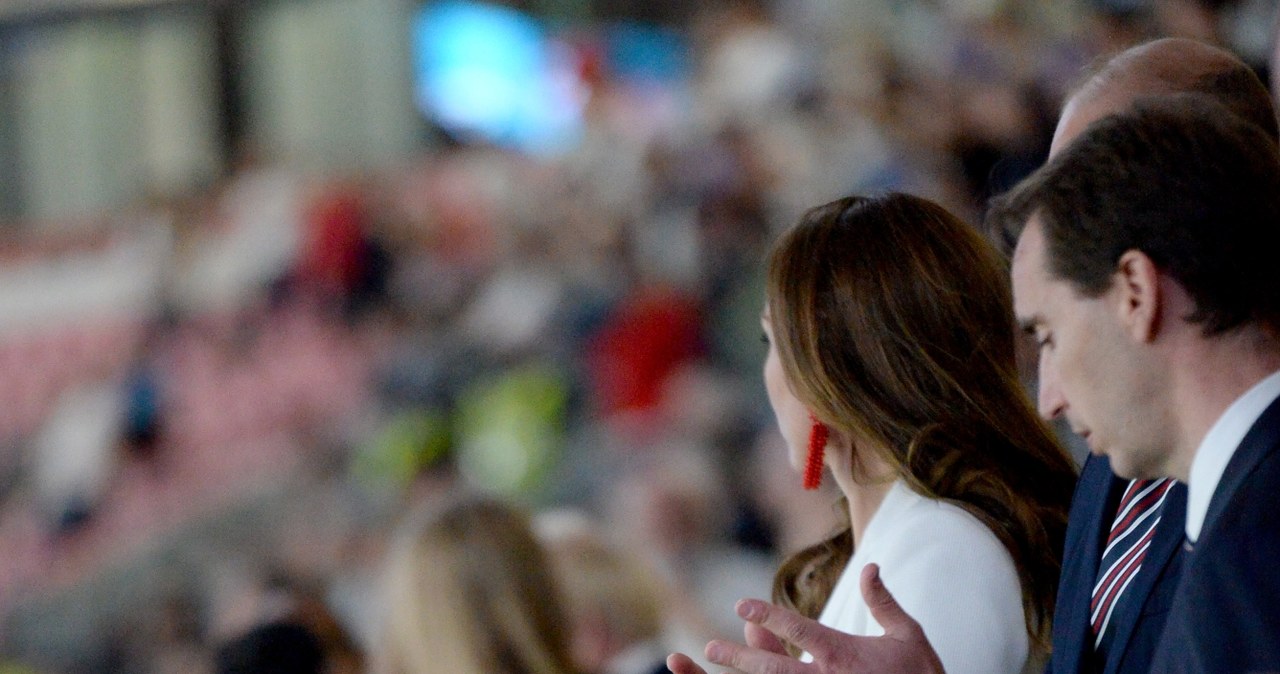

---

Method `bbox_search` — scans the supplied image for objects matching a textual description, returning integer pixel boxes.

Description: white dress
[810,480,1036,674]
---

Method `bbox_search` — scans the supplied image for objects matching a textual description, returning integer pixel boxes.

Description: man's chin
[1107,453,1163,481]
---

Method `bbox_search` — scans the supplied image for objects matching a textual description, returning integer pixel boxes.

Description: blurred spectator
[292,179,393,319]
[373,494,581,674]
[28,376,124,536]
[537,509,675,674]
[584,285,703,420]
[745,428,843,557]
[206,567,366,674]
[452,362,569,497]
[604,442,775,640]
[295,184,369,300]
[120,316,176,467]
[1153,0,1233,42]
[693,1,806,129]
[214,621,325,674]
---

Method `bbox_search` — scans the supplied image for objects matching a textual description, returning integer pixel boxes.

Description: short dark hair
[989,93,1280,335]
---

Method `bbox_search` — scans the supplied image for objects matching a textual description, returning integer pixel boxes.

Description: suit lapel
[1200,395,1280,541]
[1099,481,1186,674]
[1057,456,1123,674]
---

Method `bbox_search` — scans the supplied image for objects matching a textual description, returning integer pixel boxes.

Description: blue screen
[413,1,587,155]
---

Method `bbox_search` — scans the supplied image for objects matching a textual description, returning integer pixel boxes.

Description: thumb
[859,563,916,636]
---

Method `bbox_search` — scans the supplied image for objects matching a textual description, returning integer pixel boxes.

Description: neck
[829,448,895,548]
[1168,327,1280,480]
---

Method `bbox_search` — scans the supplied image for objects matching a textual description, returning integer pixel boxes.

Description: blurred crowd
[0,0,1274,671]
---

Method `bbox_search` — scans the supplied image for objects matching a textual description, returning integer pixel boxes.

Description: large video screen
[412,1,690,155]
[412,1,588,155]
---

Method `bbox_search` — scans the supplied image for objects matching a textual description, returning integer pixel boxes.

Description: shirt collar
[1185,369,1280,542]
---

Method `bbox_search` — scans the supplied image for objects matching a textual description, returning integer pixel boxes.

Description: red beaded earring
[804,414,827,490]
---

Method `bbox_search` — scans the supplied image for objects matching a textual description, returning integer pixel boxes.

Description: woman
[761,194,1075,674]
[537,509,676,674]
[376,495,582,674]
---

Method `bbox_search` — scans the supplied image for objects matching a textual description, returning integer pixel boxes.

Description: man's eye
[760,332,770,345]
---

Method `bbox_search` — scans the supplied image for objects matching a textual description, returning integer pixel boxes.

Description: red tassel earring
[804,414,827,490]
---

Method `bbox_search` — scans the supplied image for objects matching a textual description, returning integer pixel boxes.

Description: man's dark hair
[989,93,1280,336]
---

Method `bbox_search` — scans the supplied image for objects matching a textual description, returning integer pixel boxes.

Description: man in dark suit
[667,39,1280,674]
[1037,39,1276,674]
[997,94,1280,673]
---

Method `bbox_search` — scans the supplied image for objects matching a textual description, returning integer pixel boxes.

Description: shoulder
[1199,441,1280,551]
[861,485,1029,674]
[864,485,1020,605]
[1156,448,1280,671]
[1201,429,1280,549]
[875,487,1011,565]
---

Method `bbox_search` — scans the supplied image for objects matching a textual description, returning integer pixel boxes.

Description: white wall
[10,10,221,223]
[241,0,421,171]
[3,0,423,225]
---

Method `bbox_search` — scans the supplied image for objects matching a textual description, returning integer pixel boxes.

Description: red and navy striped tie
[1090,478,1175,657]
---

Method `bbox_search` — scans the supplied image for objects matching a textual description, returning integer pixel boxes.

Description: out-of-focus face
[1011,219,1167,478]
[761,308,811,472]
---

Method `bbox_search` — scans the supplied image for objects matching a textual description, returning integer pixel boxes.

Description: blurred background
[0,0,1274,671]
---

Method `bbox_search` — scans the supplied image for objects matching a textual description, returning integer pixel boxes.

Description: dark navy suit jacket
[1047,454,1187,674]
[1150,395,1280,674]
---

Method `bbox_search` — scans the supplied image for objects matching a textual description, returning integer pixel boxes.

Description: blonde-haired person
[537,510,675,674]
[676,192,1076,674]
[375,495,582,674]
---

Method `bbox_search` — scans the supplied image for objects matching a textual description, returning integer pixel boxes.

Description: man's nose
[1037,355,1067,421]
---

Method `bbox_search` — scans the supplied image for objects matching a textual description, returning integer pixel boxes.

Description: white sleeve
[869,506,1030,674]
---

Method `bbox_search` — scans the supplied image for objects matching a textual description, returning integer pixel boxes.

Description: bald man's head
[1050,38,1278,155]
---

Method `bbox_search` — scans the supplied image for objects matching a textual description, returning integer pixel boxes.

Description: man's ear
[1113,249,1161,342]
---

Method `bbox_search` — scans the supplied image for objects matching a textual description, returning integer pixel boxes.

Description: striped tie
[1090,478,1175,657]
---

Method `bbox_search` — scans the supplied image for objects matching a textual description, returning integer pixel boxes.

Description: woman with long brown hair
[760,193,1075,673]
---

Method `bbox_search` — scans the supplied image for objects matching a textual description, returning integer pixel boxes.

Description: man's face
[1011,219,1168,478]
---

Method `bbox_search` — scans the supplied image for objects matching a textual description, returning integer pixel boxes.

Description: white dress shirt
[807,480,1034,674]
[1185,369,1280,543]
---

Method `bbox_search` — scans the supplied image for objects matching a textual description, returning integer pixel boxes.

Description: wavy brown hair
[767,193,1076,654]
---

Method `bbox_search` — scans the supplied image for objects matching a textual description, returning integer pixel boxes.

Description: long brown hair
[767,193,1076,653]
